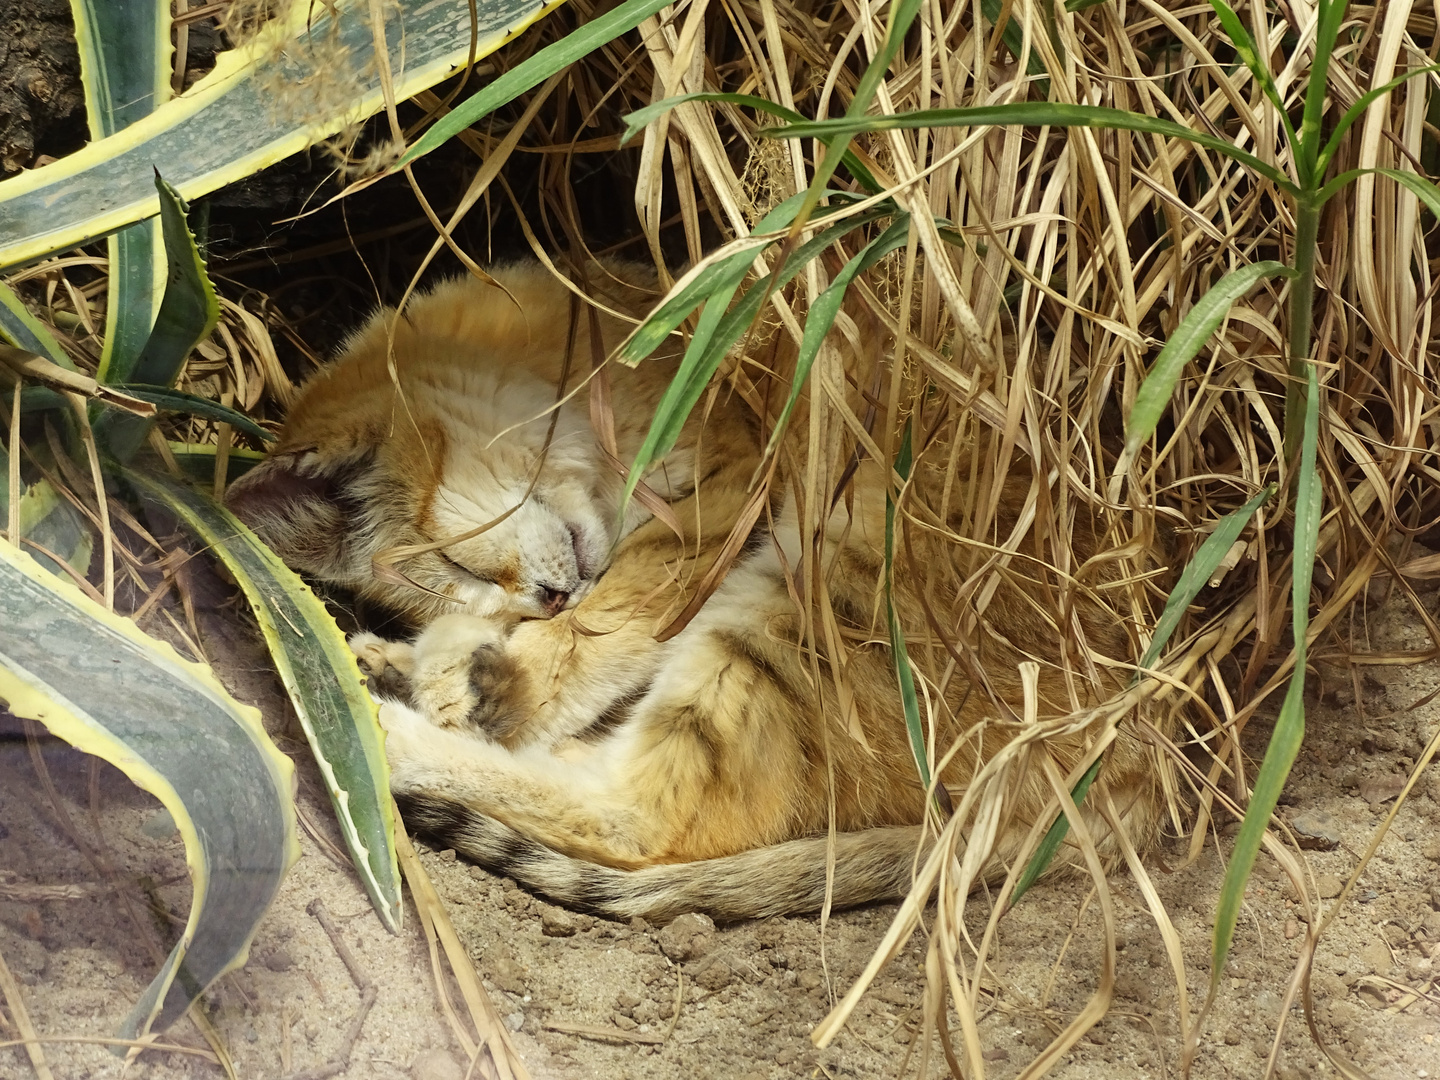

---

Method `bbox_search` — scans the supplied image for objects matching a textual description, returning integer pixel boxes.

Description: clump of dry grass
[7,0,1439,1074]
[421,0,1437,1073]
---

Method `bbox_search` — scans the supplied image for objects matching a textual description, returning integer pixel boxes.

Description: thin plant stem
[1283,195,1322,462]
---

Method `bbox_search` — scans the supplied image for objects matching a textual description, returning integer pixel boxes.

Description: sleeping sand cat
[228,260,1168,920]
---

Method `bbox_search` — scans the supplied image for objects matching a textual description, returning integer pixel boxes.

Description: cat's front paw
[408,614,528,739]
[350,632,418,706]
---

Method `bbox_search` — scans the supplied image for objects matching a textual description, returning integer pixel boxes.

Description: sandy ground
[2,569,1439,1080]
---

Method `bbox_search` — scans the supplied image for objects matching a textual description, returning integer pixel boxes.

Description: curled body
[228,260,1169,921]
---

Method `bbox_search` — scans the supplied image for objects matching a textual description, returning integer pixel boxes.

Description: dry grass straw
[396,0,1440,1072]
[6,0,1439,1073]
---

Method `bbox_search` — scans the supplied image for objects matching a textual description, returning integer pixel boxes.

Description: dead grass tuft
[5,0,1439,1074]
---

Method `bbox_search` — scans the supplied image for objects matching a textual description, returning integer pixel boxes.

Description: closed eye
[436,550,494,584]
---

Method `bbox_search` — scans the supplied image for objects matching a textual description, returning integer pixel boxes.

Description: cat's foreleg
[378,698,656,866]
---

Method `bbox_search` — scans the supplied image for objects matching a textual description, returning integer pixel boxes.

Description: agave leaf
[70,0,170,382]
[166,440,266,483]
[1125,261,1294,457]
[0,539,299,1037]
[0,0,566,270]
[129,470,402,932]
[0,443,93,578]
[97,174,221,461]
[115,174,219,389]
[0,280,76,370]
[115,385,274,444]
[1210,363,1322,989]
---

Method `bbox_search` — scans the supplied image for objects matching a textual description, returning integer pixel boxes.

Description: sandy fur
[230,260,1170,919]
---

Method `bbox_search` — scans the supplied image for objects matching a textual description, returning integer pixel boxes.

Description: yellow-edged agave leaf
[0,0,566,270]
[0,539,299,1038]
[168,439,265,482]
[70,0,170,381]
[98,174,222,461]
[0,443,93,579]
[130,469,402,932]
[0,280,75,370]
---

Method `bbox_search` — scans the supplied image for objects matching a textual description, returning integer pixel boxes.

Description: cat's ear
[226,447,373,580]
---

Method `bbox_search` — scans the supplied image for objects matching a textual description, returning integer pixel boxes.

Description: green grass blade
[616,189,859,367]
[981,0,1054,81]
[1125,261,1293,456]
[763,217,913,458]
[1205,0,1299,175]
[1313,66,1440,180]
[70,0,170,382]
[781,0,923,244]
[1211,361,1321,989]
[0,539,299,1038]
[397,0,670,170]
[112,385,275,443]
[622,93,880,192]
[764,104,1299,193]
[1,0,560,270]
[1014,473,1276,907]
[619,207,885,507]
[1008,755,1104,906]
[884,422,933,801]
[1139,484,1275,674]
[129,470,402,932]
[620,262,752,509]
[1298,0,1350,181]
[1371,167,1440,219]
[0,280,76,370]
[617,248,765,367]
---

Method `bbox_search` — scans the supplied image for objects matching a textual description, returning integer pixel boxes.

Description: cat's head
[226,266,635,627]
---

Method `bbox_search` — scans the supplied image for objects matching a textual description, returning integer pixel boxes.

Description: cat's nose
[538,585,570,616]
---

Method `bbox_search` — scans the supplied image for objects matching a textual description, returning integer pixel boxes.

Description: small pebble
[1284,918,1300,940]
[1316,874,1344,899]
[262,948,295,972]
[540,907,577,937]
[1289,810,1341,850]
[504,1011,524,1032]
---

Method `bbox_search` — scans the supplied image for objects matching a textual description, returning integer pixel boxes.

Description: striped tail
[397,794,929,922]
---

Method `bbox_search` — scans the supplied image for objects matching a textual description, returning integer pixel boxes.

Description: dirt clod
[658,912,716,960]
[540,906,578,937]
